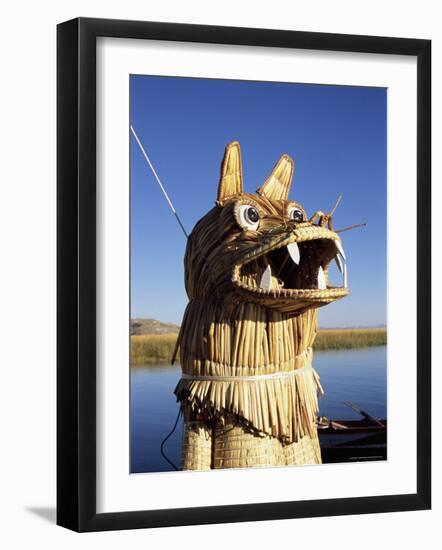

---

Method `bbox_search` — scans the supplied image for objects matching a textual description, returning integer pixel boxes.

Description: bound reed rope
[180,362,314,382]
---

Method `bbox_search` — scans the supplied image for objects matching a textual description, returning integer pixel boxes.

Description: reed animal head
[184,142,349,315]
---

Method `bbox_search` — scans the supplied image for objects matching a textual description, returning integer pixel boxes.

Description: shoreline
[130,328,387,365]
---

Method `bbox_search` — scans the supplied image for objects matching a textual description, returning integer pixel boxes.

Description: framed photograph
[57,17,431,532]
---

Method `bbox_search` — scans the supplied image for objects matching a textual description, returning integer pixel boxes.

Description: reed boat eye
[288,206,305,223]
[237,204,260,230]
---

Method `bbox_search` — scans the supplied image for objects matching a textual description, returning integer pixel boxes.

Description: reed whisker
[336,222,367,233]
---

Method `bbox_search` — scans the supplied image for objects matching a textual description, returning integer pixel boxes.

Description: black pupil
[246,207,259,223]
[291,209,303,222]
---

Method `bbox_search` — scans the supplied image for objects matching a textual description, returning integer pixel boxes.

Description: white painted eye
[288,206,305,223]
[237,204,260,230]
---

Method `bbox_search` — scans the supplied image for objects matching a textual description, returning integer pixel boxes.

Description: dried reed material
[212,424,321,468]
[181,408,321,469]
[181,406,213,471]
[175,141,349,470]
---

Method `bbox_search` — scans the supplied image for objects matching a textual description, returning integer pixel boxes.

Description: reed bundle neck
[177,298,318,376]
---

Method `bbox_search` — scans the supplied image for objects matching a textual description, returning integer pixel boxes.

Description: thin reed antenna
[130,125,188,238]
[336,222,367,233]
[329,194,342,217]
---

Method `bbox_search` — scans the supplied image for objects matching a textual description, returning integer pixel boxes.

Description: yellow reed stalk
[175,141,350,470]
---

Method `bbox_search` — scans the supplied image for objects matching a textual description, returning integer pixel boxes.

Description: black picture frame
[57,17,431,532]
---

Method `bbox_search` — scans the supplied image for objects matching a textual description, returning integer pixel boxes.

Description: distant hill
[130,318,180,335]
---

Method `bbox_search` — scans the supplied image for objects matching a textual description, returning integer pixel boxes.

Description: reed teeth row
[256,240,347,291]
[258,243,300,290]
[259,260,328,291]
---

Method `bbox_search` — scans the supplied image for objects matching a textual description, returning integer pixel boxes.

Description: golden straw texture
[175,141,348,470]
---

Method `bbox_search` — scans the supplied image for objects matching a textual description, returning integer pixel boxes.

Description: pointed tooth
[317,266,326,290]
[343,264,347,288]
[334,253,344,273]
[335,239,346,260]
[287,242,300,265]
[260,264,273,290]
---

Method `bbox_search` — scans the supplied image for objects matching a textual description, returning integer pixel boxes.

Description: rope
[160,407,182,471]
[130,125,188,238]
[180,364,313,382]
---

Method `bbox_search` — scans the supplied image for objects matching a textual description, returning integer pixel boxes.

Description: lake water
[130,346,387,473]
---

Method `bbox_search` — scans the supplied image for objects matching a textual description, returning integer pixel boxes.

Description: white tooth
[260,264,273,290]
[335,239,346,260]
[334,253,344,273]
[318,266,326,290]
[343,264,347,288]
[287,242,300,265]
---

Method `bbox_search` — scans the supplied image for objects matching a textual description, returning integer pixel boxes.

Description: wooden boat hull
[318,419,387,463]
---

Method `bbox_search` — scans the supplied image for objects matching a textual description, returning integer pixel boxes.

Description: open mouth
[232,228,348,300]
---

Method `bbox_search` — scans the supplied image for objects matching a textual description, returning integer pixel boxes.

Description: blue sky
[130,75,386,328]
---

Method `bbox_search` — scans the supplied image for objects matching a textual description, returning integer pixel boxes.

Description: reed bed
[314,328,386,351]
[131,333,178,364]
[130,328,386,364]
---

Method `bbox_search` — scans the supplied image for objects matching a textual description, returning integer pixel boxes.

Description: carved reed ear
[257,154,294,201]
[216,141,243,203]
